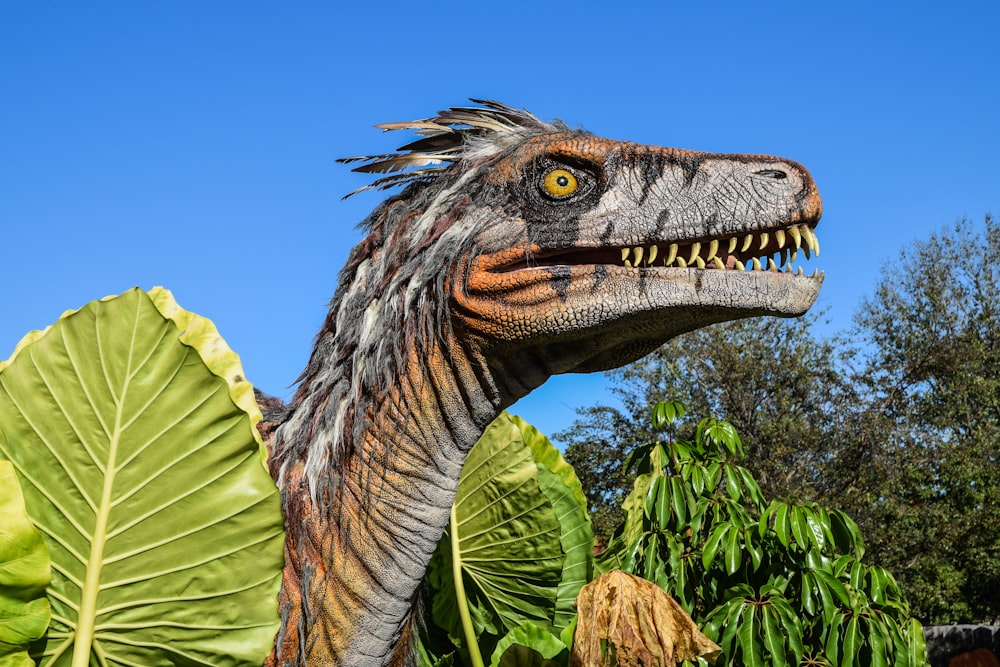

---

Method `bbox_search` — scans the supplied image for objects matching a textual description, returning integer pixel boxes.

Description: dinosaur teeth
[789,225,801,249]
[688,242,701,265]
[614,223,820,275]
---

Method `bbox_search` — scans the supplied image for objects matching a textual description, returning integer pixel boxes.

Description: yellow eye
[542,168,579,198]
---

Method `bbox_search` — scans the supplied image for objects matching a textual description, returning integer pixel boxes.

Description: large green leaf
[428,413,567,648]
[0,287,285,666]
[507,416,593,630]
[0,460,51,666]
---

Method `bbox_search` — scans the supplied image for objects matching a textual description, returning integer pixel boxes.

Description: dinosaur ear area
[533,159,599,205]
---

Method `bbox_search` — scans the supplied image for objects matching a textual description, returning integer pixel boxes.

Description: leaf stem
[450,503,485,667]
[72,310,137,666]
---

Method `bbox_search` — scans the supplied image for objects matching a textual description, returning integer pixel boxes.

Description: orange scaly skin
[263,102,824,666]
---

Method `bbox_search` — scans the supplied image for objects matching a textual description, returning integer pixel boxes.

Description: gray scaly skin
[260,101,824,666]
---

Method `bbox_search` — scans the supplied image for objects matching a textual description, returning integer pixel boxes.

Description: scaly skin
[263,103,824,666]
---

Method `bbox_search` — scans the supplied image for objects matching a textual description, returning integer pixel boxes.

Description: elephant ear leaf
[429,413,565,645]
[0,287,285,667]
[425,412,592,667]
[0,460,51,666]
[508,415,593,630]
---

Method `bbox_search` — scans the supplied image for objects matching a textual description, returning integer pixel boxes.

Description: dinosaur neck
[268,335,499,667]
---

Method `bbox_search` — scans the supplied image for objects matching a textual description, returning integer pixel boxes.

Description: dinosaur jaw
[497,222,821,277]
[459,222,823,377]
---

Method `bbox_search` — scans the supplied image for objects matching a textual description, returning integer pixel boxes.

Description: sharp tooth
[712,257,725,270]
[633,246,644,266]
[779,247,789,267]
[665,243,678,266]
[805,227,821,256]
[624,260,632,267]
[688,242,701,264]
[768,258,778,271]
[785,264,792,274]
[676,256,687,268]
[775,229,786,248]
[796,267,804,276]
[741,234,753,252]
[735,259,745,271]
[752,257,762,271]
[789,225,802,248]
[646,244,658,265]
[813,268,821,278]
[706,239,719,260]
[728,237,737,254]
[759,232,769,251]
[695,256,705,269]
[621,248,630,263]
[790,249,799,263]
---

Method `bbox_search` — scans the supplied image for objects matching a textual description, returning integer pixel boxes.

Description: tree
[559,311,855,543]
[846,215,1000,625]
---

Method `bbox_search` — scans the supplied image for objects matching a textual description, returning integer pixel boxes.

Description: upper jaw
[491,220,823,280]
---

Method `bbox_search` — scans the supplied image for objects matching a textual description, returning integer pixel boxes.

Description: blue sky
[2,3,998,438]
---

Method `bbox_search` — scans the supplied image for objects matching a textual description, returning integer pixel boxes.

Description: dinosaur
[259,100,824,667]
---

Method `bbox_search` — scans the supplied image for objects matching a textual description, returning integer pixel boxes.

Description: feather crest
[338,99,558,197]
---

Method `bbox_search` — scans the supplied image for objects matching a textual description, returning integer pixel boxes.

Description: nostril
[754,169,787,180]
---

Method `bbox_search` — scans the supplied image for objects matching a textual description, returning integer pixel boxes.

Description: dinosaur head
[341,101,822,403]
[285,101,823,481]
[457,132,823,381]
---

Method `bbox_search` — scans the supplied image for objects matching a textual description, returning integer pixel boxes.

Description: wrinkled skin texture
[262,104,823,667]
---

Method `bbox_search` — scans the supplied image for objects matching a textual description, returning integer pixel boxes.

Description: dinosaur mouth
[501,223,822,277]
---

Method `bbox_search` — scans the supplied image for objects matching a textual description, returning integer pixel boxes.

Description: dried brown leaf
[571,571,720,667]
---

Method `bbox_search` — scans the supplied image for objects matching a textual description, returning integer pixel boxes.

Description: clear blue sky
[2,3,998,438]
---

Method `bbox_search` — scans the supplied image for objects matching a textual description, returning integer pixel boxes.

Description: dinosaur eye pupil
[542,168,579,199]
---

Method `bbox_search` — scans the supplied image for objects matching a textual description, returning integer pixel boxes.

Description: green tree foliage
[599,403,926,667]
[847,215,1000,624]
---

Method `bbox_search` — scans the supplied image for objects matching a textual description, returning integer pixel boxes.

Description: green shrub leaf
[489,622,566,667]
[0,287,285,666]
